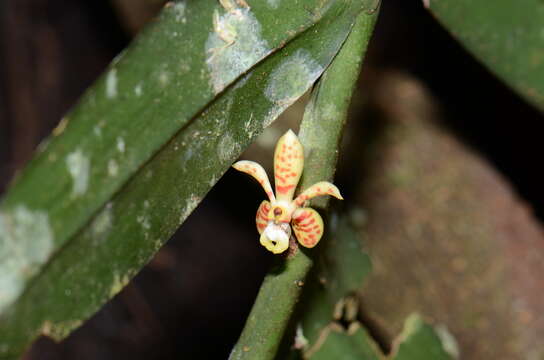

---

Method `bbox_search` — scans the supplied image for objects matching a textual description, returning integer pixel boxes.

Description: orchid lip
[260,221,290,254]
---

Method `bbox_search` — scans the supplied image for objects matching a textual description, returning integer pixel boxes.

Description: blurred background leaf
[355,71,544,360]
[281,215,454,360]
[427,0,544,112]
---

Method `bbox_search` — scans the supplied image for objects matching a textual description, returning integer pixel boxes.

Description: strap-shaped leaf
[0,0,340,318]
[229,6,380,359]
[0,0,373,357]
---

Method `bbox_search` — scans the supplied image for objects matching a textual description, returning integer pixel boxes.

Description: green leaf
[427,0,544,111]
[229,7,380,360]
[286,16,458,354]
[298,214,377,359]
[0,0,336,315]
[390,314,455,360]
[309,326,382,360]
[320,211,373,305]
[0,0,376,357]
[294,218,456,360]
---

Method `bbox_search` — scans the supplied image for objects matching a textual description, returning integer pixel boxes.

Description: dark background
[0,0,542,359]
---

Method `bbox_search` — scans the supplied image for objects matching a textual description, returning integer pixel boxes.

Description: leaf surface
[428,0,544,111]
[0,0,375,357]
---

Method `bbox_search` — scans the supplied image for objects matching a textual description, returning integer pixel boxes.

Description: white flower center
[260,221,291,254]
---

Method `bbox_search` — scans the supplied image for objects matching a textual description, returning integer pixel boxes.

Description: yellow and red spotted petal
[293,181,343,208]
[274,130,304,202]
[292,207,324,248]
[256,200,272,234]
[232,160,276,202]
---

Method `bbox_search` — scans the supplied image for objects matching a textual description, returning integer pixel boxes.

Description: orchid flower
[232,130,343,254]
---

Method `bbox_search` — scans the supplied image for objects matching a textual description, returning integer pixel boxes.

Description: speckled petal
[232,160,275,202]
[293,181,343,208]
[256,200,271,234]
[273,130,304,202]
[292,207,324,248]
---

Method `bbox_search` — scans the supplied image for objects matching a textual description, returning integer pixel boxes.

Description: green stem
[229,9,379,360]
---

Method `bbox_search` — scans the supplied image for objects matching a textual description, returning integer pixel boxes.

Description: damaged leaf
[0,0,375,357]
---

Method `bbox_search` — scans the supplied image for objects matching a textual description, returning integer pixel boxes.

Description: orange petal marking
[292,207,324,248]
[232,160,276,202]
[274,130,303,202]
[293,181,343,207]
[276,184,295,195]
[255,200,271,234]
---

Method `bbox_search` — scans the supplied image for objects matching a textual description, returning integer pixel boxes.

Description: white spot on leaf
[218,133,241,162]
[209,175,218,187]
[137,215,151,230]
[0,206,54,313]
[134,83,143,97]
[293,323,309,349]
[106,69,118,98]
[322,103,340,122]
[267,0,281,8]
[265,49,323,106]
[66,149,90,197]
[435,324,460,359]
[40,319,83,341]
[158,71,170,87]
[173,2,187,23]
[116,137,125,153]
[263,106,284,127]
[52,117,69,136]
[109,273,130,298]
[179,195,201,224]
[107,159,119,177]
[205,6,269,94]
[90,202,113,241]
